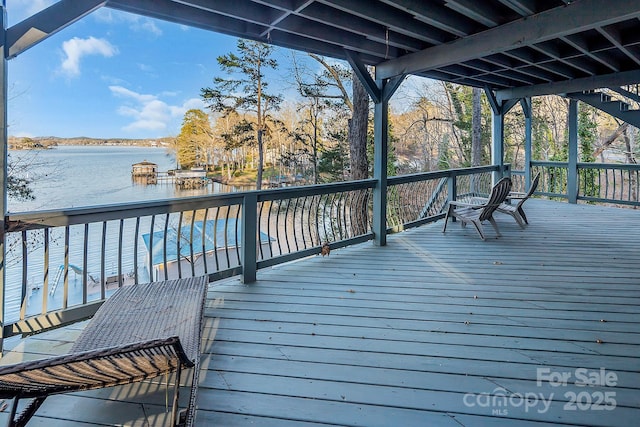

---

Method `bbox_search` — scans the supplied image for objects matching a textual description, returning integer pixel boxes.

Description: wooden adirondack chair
[442,177,512,240]
[497,173,540,227]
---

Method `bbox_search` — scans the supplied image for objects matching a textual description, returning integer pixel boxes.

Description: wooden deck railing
[512,161,640,206]
[0,165,504,343]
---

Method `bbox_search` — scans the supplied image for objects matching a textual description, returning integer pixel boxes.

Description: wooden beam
[6,0,107,59]
[444,0,500,27]
[496,69,640,100]
[484,86,499,115]
[345,50,381,103]
[376,0,640,80]
[382,75,405,103]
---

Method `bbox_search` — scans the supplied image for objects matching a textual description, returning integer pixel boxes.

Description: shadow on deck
[2,199,640,426]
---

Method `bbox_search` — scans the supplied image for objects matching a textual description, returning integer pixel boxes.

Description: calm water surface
[5,145,241,322]
[8,145,238,212]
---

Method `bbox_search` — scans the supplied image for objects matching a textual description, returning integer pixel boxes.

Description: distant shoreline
[8,136,174,150]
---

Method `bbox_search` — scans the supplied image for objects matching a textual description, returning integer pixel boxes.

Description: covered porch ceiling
[9,0,640,101]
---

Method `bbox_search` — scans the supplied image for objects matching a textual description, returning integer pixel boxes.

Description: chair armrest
[508,191,526,198]
[449,200,485,209]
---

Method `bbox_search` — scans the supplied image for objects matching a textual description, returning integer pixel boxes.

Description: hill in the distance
[8,136,174,149]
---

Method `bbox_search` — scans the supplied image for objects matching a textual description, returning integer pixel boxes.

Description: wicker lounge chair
[0,276,208,427]
[442,177,512,240]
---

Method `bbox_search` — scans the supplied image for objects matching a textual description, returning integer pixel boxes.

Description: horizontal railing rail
[516,161,640,206]
[1,165,508,340]
[577,163,640,206]
[386,165,505,232]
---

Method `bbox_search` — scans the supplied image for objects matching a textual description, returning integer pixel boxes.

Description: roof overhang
[6,0,640,99]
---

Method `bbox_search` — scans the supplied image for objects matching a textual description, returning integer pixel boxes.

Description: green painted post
[241,192,257,283]
[568,99,578,204]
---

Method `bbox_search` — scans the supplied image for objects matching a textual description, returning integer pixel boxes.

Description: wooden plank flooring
[2,199,640,426]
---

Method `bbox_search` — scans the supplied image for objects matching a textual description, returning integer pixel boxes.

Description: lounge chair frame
[0,276,208,427]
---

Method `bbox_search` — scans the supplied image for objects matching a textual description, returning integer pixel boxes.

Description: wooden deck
[1,199,639,426]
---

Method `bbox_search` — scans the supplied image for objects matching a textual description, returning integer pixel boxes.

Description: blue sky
[6,1,308,139]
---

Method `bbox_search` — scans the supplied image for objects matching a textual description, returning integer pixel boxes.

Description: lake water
[4,145,241,323]
[8,145,238,212]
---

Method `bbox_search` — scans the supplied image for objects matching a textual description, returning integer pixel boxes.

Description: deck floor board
[1,199,639,426]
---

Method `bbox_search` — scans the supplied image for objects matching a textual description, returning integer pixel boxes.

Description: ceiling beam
[444,0,500,27]
[560,34,619,72]
[318,0,451,45]
[6,0,106,59]
[496,69,640,100]
[379,0,476,37]
[376,0,640,80]
[597,26,640,66]
[495,0,537,16]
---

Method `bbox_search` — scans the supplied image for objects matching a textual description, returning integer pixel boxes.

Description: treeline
[8,136,173,150]
[173,44,639,187]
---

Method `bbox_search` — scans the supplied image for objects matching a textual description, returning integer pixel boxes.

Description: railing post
[448,173,457,203]
[0,3,8,354]
[568,99,578,203]
[241,192,257,284]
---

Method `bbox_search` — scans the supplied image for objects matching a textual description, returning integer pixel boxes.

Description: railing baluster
[100,222,106,300]
[213,207,220,271]
[118,219,124,288]
[273,200,283,257]
[83,224,88,304]
[234,204,241,265]
[63,226,69,309]
[19,230,27,321]
[202,208,209,274]
[166,213,172,280]
[258,202,266,260]
[133,217,140,285]
[148,215,155,282]
[190,210,197,277]
[338,191,346,240]
[283,197,292,255]
[292,196,300,252]
[265,200,273,257]
[42,230,49,314]
[224,205,231,269]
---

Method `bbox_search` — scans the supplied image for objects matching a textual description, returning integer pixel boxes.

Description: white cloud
[61,37,118,77]
[110,86,205,133]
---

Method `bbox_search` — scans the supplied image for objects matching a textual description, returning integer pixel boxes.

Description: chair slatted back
[478,177,512,222]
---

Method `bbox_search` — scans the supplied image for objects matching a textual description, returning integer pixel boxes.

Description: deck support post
[370,74,404,246]
[490,104,505,183]
[0,1,7,354]
[488,88,520,184]
[372,83,388,246]
[349,50,403,247]
[241,192,257,283]
[521,98,532,190]
[568,99,578,204]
